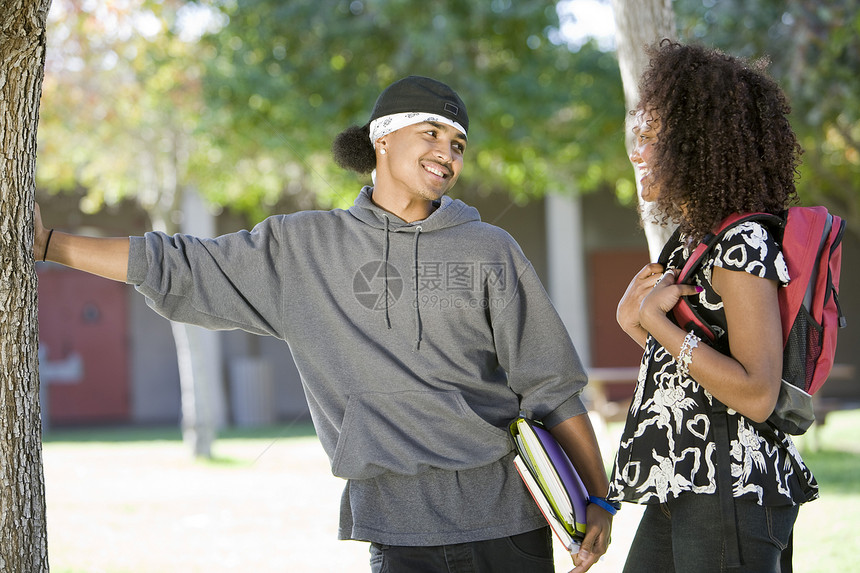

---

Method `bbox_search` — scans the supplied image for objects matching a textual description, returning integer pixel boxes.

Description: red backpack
[671,206,847,435]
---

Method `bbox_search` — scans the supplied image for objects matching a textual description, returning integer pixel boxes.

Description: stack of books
[509,416,589,552]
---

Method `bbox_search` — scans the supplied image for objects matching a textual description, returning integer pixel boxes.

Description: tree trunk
[611,0,677,261]
[0,0,53,571]
[149,185,226,459]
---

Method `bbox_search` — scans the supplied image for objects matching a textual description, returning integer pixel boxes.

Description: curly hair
[638,40,801,242]
[332,124,376,174]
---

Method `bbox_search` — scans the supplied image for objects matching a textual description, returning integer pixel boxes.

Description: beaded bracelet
[588,495,621,515]
[676,331,700,378]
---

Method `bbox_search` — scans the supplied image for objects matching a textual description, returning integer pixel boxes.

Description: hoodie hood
[347,186,481,232]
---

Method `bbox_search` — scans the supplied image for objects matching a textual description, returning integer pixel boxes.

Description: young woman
[609,40,817,572]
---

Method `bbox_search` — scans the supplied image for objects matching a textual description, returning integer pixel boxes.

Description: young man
[35,76,613,572]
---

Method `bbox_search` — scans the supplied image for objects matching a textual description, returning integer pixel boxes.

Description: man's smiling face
[379,120,467,204]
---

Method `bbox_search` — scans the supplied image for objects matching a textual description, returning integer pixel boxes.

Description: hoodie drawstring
[382,217,391,329]
[379,219,423,350]
[412,226,423,351]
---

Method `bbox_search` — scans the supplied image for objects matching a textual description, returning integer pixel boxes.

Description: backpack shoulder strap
[675,212,783,284]
[670,213,782,343]
[706,400,742,570]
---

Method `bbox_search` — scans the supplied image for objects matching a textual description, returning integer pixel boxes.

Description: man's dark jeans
[369,526,555,573]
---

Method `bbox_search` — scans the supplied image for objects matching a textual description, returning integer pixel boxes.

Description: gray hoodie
[127,186,588,545]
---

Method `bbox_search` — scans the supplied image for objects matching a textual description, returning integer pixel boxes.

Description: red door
[588,250,650,402]
[38,267,129,425]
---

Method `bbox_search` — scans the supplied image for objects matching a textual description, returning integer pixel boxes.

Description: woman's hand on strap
[617,263,672,348]
[638,267,701,333]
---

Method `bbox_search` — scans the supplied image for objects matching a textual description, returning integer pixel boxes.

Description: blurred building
[36,188,860,429]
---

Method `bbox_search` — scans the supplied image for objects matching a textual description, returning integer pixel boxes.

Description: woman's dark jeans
[369,526,554,573]
[623,493,798,573]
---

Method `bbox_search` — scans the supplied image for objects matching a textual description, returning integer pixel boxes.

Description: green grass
[790,410,860,573]
[42,420,318,444]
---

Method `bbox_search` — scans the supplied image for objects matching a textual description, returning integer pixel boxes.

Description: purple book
[511,417,589,539]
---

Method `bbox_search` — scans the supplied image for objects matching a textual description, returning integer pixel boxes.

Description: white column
[545,192,590,369]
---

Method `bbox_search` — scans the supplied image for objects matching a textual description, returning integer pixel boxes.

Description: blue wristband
[588,495,621,515]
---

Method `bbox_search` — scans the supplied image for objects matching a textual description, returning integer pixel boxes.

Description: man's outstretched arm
[34,203,130,283]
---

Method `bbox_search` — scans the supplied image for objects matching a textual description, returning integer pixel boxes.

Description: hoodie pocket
[331,390,512,479]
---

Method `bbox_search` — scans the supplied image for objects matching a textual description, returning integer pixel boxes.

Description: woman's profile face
[630,110,661,202]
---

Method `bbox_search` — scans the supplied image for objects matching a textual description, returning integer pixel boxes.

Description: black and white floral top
[608,221,818,507]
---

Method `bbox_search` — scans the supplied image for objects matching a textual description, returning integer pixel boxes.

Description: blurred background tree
[674,0,860,235]
[195,0,629,216]
[39,0,220,229]
[38,0,630,224]
[37,0,860,238]
[39,0,237,457]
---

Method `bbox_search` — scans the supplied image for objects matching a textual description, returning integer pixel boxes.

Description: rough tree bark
[0,0,53,571]
[611,0,677,261]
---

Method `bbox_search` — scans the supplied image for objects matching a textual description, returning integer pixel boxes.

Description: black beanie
[368,76,468,135]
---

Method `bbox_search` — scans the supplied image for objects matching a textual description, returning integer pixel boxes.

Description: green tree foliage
[197,0,630,212]
[38,0,631,221]
[38,0,225,226]
[674,0,860,234]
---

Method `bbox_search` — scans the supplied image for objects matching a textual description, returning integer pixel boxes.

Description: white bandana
[369,112,467,145]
